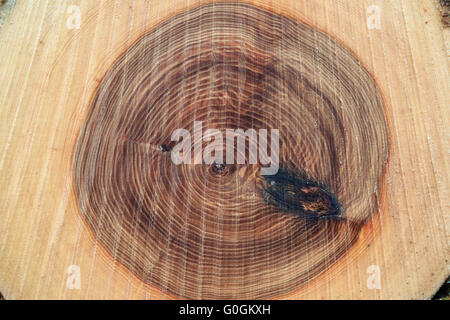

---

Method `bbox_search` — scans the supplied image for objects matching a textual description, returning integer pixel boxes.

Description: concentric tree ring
[73,2,388,299]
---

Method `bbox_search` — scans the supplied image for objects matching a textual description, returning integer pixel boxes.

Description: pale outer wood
[0,0,448,299]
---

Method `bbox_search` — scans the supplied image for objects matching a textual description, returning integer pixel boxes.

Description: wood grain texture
[0,0,448,299]
[72,2,388,299]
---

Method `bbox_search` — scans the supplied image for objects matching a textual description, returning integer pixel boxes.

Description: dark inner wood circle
[73,2,388,299]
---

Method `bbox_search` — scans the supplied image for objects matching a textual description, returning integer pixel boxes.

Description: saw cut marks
[73,2,389,299]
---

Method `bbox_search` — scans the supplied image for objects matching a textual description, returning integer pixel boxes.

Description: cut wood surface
[0,0,448,299]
